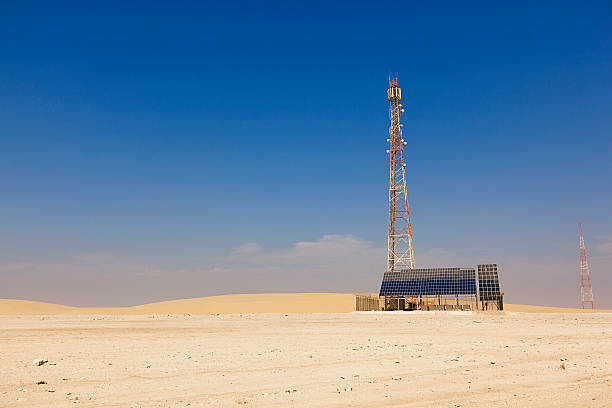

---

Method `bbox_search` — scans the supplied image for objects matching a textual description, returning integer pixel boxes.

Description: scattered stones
[33,359,48,366]
[344,386,352,392]
[18,387,27,392]
[236,397,248,404]
[285,389,298,393]
[392,376,402,381]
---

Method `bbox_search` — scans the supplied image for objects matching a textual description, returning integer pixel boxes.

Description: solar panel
[379,268,477,296]
[477,264,501,301]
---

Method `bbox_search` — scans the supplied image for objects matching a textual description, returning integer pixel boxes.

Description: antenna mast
[578,222,595,309]
[386,77,415,272]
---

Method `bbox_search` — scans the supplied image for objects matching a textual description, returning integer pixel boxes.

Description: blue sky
[1,1,611,307]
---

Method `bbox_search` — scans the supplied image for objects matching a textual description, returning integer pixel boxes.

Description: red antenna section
[578,222,595,309]
[386,78,415,272]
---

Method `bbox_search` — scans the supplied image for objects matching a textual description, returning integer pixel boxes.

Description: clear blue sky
[1,1,611,307]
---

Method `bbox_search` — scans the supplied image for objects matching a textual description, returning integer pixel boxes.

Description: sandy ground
[1,310,611,408]
[0,294,356,315]
[1,294,610,315]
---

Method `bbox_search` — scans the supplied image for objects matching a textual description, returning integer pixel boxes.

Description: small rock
[560,363,566,370]
[36,381,47,385]
[33,359,48,366]
[344,386,352,392]
[236,397,248,404]
[392,376,402,381]
[48,389,55,393]
[352,373,360,377]
[285,389,298,393]
[490,361,496,365]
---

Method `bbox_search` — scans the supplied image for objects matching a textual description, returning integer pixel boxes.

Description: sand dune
[504,303,609,313]
[0,293,609,314]
[0,293,355,315]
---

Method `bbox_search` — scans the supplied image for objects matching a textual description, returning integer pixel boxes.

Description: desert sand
[1,294,611,407]
[1,293,610,315]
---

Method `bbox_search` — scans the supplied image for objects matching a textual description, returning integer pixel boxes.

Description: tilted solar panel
[477,264,501,301]
[379,268,477,296]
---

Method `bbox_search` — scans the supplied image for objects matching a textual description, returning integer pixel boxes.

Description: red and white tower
[578,222,595,309]
[386,77,415,272]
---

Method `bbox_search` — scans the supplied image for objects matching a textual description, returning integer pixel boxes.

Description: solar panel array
[379,268,477,296]
[477,264,501,301]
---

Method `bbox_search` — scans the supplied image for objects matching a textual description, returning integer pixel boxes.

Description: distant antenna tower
[578,222,595,309]
[386,77,415,272]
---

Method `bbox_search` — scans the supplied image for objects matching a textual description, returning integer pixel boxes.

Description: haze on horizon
[1,2,611,308]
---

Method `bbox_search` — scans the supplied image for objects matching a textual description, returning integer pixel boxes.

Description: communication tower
[578,222,595,309]
[386,77,415,272]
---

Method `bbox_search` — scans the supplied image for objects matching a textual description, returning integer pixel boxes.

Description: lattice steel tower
[578,222,595,309]
[386,77,415,272]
